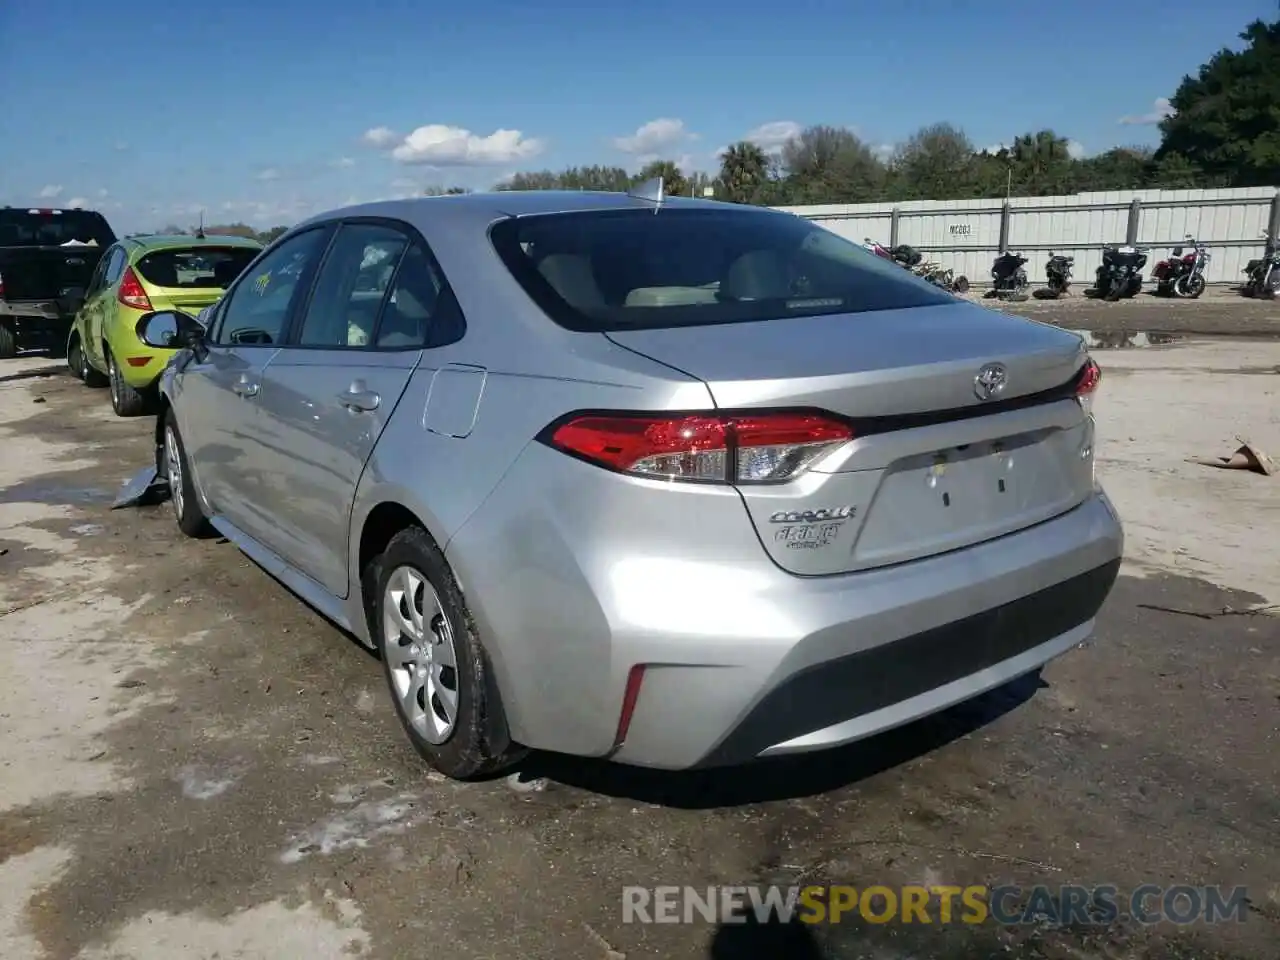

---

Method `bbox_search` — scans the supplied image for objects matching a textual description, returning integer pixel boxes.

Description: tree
[779,125,886,203]
[1156,18,1280,187]
[887,123,978,201]
[717,141,771,203]
[257,225,289,243]
[1076,147,1155,192]
[1007,130,1079,195]
[635,159,689,198]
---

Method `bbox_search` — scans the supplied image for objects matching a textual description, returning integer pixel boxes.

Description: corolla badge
[973,362,1008,401]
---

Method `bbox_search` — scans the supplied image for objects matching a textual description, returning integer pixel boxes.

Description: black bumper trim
[697,558,1120,768]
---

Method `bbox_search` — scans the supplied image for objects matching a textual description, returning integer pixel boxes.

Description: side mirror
[135,310,204,350]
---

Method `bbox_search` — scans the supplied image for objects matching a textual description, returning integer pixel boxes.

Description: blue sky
[0,0,1272,232]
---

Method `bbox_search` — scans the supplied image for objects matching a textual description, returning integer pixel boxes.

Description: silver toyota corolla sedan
[132,186,1124,780]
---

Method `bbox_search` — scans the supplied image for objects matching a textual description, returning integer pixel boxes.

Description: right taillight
[1075,357,1101,414]
[118,266,152,311]
[544,411,853,485]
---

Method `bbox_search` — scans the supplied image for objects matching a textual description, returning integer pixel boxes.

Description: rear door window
[294,224,408,348]
[489,207,952,332]
[135,246,259,290]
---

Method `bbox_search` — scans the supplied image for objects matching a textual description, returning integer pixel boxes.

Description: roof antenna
[626,176,665,213]
[195,209,206,239]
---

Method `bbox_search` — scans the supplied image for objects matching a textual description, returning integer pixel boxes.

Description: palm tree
[717,141,769,203]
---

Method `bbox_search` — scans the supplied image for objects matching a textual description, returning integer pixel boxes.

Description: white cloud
[744,120,802,152]
[1118,97,1175,126]
[390,125,544,166]
[872,143,896,161]
[38,184,63,199]
[613,118,691,155]
[362,126,400,148]
[66,197,87,209]
[331,157,356,169]
[1066,139,1086,160]
[256,168,281,181]
[97,188,110,198]
[113,141,129,152]
[983,142,1009,154]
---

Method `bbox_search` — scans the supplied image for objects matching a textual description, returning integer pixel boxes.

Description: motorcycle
[1041,251,1074,299]
[1151,234,1209,299]
[1241,229,1280,299]
[1094,245,1148,300]
[989,251,1030,300]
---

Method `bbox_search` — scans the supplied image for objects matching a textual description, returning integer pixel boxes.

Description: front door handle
[232,376,260,398]
[338,387,380,412]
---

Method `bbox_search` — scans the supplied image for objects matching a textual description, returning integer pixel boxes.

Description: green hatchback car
[68,234,262,415]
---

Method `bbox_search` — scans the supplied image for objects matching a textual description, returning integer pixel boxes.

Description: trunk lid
[606,301,1096,576]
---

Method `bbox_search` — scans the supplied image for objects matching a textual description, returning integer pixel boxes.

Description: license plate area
[850,425,1091,568]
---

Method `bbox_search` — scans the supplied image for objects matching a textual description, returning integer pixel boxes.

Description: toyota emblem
[974,362,1008,401]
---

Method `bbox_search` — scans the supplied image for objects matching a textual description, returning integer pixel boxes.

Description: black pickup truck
[0,206,117,358]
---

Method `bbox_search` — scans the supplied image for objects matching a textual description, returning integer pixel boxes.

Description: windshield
[135,246,259,289]
[489,207,953,332]
[0,209,116,247]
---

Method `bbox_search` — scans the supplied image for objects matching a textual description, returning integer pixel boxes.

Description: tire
[161,410,212,538]
[952,275,969,294]
[0,322,16,360]
[107,346,151,417]
[1177,274,1206,299]
[67,336,84,381]
[372,526,524,780]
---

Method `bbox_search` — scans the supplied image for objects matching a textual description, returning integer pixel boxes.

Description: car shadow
[707,906,831,959]
[521,670,1047,809]
[0,362,67,385]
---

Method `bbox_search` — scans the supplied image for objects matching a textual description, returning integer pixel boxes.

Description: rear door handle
[232,377,259,398]
[338,388,380,412]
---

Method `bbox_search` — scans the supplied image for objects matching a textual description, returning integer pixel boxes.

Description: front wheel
[162,411,212,538]
[1176,274,1206,299]
[374,526,525,780]
[107,347,152,417]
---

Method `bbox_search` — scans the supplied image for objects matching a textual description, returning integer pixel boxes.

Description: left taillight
[543,411,854,485]
[1075,357,1101,414]
[117,266,152,311]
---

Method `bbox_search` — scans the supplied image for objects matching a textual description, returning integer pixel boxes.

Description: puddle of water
[0,480,112,507]
[1069,330,1183,349]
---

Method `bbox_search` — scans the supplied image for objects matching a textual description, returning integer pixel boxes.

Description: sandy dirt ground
[1,297,1277,960]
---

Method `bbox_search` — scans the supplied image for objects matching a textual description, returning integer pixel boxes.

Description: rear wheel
[373,526,525,780]
[0,322,16,360]
[107,346,151,417]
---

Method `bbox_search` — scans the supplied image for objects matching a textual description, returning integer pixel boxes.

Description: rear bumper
[0,301,74,340]
[695,556,1117,767]
[448,438,1125,770]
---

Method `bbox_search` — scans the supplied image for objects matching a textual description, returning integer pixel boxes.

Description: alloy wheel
[164,425,184,522]
[382,565,460,744]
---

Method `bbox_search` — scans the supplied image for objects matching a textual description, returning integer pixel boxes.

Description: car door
[249,220,444,597]
[83,245,126,369]
[176,226,334,542]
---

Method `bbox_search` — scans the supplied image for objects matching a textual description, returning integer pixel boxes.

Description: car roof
[292,190,762,235]
[124,234,263,251]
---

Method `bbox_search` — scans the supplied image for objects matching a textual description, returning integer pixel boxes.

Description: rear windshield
[0,209,116,248]
[135,246,259,289]
[488,207,953,332]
